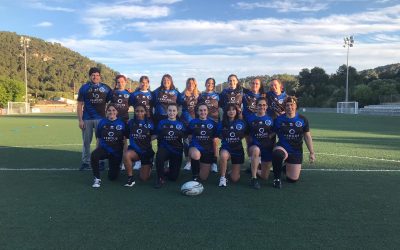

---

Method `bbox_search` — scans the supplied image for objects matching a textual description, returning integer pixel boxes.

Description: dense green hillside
[0,31,137,101]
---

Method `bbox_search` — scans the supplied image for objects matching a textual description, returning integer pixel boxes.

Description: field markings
[0,143,82,149]
[316,152,400,163]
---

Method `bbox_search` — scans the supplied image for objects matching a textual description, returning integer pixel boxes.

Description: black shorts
[286,153,303,164]
[220,148,244,165]
[127,148,155,165]
[200,151,215,164]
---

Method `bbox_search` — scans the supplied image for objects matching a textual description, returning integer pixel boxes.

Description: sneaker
[250,178,261,190]
[124,176,135,187]
[99,161,105,171]
[79,163,90,171]
[154,177,165,189]
[211,163,218,173]
[273,179,282,189]
[183,162,191,171]
[92,178,101,188]
[218,176,227,187]
[133,161,141,170]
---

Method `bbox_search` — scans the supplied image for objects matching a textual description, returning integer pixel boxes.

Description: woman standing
[110,75,131,124]
[129,76,153,119]
[123,104,155,187]
[188,104,218,182]
[219,74,243,117]
[245,98,275,190]
[91,104,126,188]
[154,104,186,188]
[272,96,315,189]
[152,74,181,126]
[266,79,287,118]
[197,77,220,173]
[179,78,200,171]
[218,104,247,187]
[242,78,265,120]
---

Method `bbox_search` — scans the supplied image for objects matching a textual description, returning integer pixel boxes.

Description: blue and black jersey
[78,82,112,120]
[219,88,243,113]
[274,113,309,155]
[218,119,247,155]
[242,89,262,119]
[156,119,186,155]
[246,113,275,150]
[110,89,130,122]
[152,88,181,117]
[198,91,220,122]
[96,118,126,157]
[266,91,287,118]
[188,118,218,154]
[129,90,153,118]
[126,118,154,155]
[179,93,198,126]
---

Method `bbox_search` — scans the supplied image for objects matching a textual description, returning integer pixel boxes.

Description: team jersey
[188,118,218,154]
[274,113,310,155]
[78,82,112,120]
[242,89,262,119]
[129,90,153,119]
[219,88,243,113]
[179,93,199,126]
[96,118,126,157]
[217,119,247,154]
[110,89,130,122]
[156,119,186,155]
[246,113,275,150]
[152,88,181,116]
[126,118,154,154]
[266,91,287,118]
[198,91,220,122]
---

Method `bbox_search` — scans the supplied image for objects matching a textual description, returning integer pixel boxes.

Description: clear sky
[1,0,399,90]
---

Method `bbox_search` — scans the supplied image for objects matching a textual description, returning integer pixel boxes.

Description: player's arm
[77,101,85,129]
[304,131,315,163]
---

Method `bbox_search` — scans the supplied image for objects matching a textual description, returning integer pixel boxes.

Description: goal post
[7,102,30,114]
[337,101,359,114]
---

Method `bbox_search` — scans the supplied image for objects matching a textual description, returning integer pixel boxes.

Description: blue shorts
[249,144,273,162]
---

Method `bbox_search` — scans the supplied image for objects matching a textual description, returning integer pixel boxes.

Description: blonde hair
[184,77,200,97]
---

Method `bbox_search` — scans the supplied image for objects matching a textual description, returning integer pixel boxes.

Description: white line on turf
[316,152,400,163]
[0,144,82,149]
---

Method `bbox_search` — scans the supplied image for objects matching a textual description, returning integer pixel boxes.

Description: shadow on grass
[313,136,400,151]
[0,147,81,169]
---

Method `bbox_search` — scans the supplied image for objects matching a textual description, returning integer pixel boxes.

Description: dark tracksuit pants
[155,147,182,181]
[91,147,122,180]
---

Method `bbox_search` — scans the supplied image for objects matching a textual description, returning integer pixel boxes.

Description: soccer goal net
[337,101,359,114]
[7,102,30,114]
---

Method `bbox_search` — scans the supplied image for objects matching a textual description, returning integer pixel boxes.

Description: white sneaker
[133,161,141,170]
[92,178,101,188]
[183,162,191,171]
[211,163,218,173]
[219,176,227,187]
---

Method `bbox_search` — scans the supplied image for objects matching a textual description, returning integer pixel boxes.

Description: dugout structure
[7,102,30,114]
[337,101,358,114]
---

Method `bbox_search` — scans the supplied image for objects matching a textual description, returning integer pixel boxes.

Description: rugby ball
[181,181,204,196]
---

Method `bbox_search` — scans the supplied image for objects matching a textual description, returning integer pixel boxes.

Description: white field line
[316,152,400,163]
[0,144,82,149]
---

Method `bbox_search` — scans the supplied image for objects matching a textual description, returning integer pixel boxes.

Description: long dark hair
[194,103,209,119]
[222,103,240,127]
[158,74,176,91]
[227,74,242,91]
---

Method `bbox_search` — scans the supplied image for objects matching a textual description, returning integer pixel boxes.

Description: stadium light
[343,36,354,102]
[20,36,31,103]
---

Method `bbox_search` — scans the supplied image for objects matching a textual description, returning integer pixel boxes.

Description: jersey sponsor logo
[236,124,243,130]
[259,128,264,133]
[212,95,217,99]
[110,126,114,129]
[92,93,100,99]
[137,129,142,134]
[170,125,174,128]
[207,124,213,129]
[117,99,123,104]
[124,94,129,98]
[289,129,295,135]
[200,131,206,136]
[108,131,114,136]
[230,97,236,102]
[163,95,168,99]
[205,100,210,104]
[99,87,106,93]
[189,101,195,106]
[176,124,182,130]
[229,132,236,138]
[116,125,123,130]
[265,120,272,126]
[168,131,174,136]
[278,99,283,104]
[295,121,303,127]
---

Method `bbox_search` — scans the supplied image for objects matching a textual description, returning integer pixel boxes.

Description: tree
[0,76,25,108]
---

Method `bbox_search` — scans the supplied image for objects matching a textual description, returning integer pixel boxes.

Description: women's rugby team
[91,73,315,190]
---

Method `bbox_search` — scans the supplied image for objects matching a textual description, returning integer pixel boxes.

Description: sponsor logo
[230,97,236,101]
[124,94,129,98]
[168,131,174,136]
[289,129,295,135]
[108,131,114,136]
[265,120,272,126]
[229,132,236,138]
[207,124,213,129]
[137,129,142,134]
[99,87,106,93]
[117,99,123,104]
[110,126,114,129]
[116,125,123,130]
[176,124,182,130]
[259,128,264,133]
[236,124,243,130]
[295,121,302,127]
[200,131,206,136]
[278,99,283,104]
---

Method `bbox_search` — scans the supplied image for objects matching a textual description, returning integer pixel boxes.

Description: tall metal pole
[345,44,349,102]
[20,36,30,104]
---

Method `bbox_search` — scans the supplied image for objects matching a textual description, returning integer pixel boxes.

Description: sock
[272,150,285,180]
[191,159,200,179]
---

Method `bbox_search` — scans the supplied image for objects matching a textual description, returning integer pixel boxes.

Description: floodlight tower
[343,36,354,102]
[20,36,31,103]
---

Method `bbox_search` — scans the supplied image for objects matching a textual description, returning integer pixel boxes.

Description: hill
[0,31,138,101]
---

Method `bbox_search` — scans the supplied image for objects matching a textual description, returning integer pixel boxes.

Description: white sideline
[0,144,82,149]
[316,152,400,163]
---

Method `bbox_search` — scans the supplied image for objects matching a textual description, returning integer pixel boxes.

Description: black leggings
[155,147,182,181]
[91,147,121,180]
